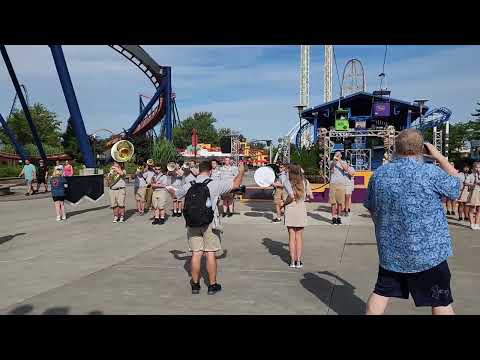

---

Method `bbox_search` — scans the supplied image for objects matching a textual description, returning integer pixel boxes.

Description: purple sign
[373,102,390,117]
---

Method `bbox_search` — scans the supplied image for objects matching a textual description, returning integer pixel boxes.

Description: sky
[0,45,479,143]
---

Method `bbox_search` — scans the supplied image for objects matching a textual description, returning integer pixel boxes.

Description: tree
[62,120,82,161]
[173,112,220,149]
[472,101,480,121]
[0,103,63,147]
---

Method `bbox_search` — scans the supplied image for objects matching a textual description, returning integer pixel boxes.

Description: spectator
[19,159,36,196]
[364,129,460,315]
[36,159,49,193]
[50,166,68,221]
[63,160,74,177]
[329,151,355,225]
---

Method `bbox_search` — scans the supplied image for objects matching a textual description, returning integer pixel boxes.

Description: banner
[65,175,104,205]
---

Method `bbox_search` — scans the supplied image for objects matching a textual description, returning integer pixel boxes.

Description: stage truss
[318,127,397,180]
[230,133,241,165]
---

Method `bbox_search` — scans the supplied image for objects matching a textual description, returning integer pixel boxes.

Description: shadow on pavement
[358,214,372,219]
[300,271,366,315]
[307,212,332,224]
[0,232,26,245]
[243,211,274,220]
[345,242,377,246]
[315,205,332,212]
[67,205,110,218]
[170,249,228,286]
[261,238,290,265]
[447,221,472,229]
[7,304,104,315]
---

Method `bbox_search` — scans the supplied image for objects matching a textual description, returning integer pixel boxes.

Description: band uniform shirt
[329,160,351,185]
[176,174,233,229]
[151,174,170,192]
[23,163,36,181]
[363,157,461,273]
[110,170,126,190]
[134,173,148,188]
[221,165,238,180]
[211,168,221,181]
[184,173,196,184]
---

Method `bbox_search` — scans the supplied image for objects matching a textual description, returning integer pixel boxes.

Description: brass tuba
[167,162,177,172]
[111,140,135,163]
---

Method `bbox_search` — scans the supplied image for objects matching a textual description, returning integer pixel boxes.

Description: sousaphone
[111,140,135,163]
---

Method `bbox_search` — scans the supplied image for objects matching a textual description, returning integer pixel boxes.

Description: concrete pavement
[0,185,479,314]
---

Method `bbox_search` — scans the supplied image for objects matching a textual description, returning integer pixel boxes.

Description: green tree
[173,112,220,149]
[0,103,63,147]
[62,120,82,161]
[472,101,480,121]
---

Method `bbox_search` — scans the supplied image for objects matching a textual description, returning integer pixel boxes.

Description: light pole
[413,99,429,129]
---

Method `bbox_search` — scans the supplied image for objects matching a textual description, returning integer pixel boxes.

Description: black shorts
[52,196,65,202]
[373,261,453,307]
[37,178,47,184]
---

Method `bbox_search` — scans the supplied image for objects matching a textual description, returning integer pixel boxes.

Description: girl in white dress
[466,162,480,230]
[456,164,471,222]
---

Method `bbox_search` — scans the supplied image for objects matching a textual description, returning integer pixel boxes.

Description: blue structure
[0,45,47,162]
[1,45,176,166]
[301,91,428,144]
[50,45,96,168]
[0,112,27,161]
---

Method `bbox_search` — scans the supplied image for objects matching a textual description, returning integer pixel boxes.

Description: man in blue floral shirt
[364,129,460,315]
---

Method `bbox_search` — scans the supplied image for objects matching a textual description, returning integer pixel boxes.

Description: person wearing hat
[134,165,147,215]
[106,161,127,223]
[144,159,155,211]
[150,165,171,225]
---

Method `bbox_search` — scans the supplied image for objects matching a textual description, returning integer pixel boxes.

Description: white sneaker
[113,217,118,223]
[61,214,66,220]
[475,224,480,230]
[471,223,476,230]
[118,217,125,223]
[295,260,304,268]
[289,262,296,268]
[56,216,61,221]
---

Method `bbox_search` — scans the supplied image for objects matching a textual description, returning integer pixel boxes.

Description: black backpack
[183,179,214,227]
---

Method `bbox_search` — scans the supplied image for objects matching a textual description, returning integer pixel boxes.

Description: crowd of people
[16,128,478,314]
[19,159,73,196]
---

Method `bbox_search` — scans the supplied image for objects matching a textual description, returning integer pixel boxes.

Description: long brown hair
[288,164,305,202]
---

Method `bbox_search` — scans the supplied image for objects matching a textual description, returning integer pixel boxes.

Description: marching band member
[211,159,221,181]
[150,165,171,225]
[456,164,471,222]
[170,163,184,217]
[134,166,147,215]
[106,161,127,223]
[329,151,354,225]
[144,159,155,212]
[466,162,480,230]
[220,157,238,217]
[344,160,356,216]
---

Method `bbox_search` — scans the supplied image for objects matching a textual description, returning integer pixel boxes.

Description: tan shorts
[135,187,146,201]
[221,193,234,201]
[329,184,345,205]
[109,188,126,208]
[273,188,284,205]
[187,224,222,252]
[152,190,170,209]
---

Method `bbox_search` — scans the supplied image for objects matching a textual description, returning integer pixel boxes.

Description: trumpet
[167,162,177,172]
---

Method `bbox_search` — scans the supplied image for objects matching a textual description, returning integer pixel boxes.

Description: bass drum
[254,166,276,188]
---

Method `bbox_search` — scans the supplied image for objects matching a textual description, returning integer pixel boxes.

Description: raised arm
[231,163,246,190]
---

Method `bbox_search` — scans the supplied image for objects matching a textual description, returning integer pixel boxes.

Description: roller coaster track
[107,45,167,137]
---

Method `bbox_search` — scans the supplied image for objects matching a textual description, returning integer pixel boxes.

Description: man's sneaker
[61,214,66,220]
[152,218,159,225]
[295,260,304,269]
[113,217,118,223]
[118,217,125,223]
[158,218,165,225]
[56,216,61,221]
[289,262,296,268]
[337,217,342,225]
[190,280,201,295]
[272,218,281,223]
[332,218,337,225]
[207,283,222,295]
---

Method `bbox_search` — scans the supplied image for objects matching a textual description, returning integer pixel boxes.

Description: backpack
[183,179,214,227]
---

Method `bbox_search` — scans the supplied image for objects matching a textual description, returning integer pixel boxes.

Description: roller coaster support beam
[164,67,173,141]
[127,76,167,138]
[49,45,95,168]
[1,45,48,163]
[0,112,27,161]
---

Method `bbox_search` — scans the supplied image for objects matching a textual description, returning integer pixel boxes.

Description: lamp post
[413,99,429,129]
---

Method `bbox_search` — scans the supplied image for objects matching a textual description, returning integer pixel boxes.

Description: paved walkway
[0,186,478,314]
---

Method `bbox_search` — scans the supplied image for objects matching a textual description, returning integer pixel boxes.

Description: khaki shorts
[187,224,222,252]
[152,190,170,209]
[329,184,345,205]
[135,187,146,201]
[273,188,284,205]
[109,188,126,208]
